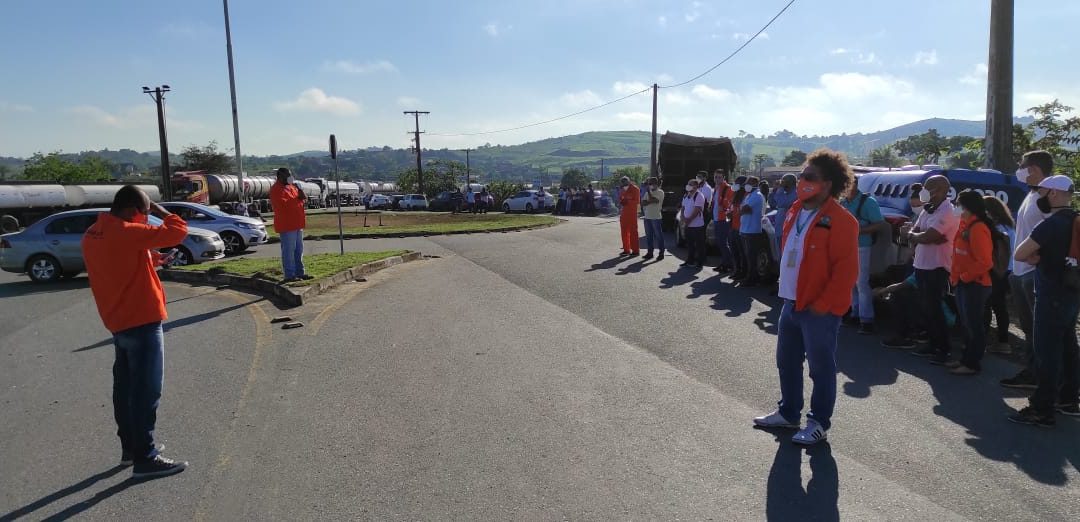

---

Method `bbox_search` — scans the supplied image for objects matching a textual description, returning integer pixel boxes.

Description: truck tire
[1,215,18,233]
[27,254,62,283]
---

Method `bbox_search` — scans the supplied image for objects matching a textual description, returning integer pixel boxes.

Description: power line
[660,0,797,89]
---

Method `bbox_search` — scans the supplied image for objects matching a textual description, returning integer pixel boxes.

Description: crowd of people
[617,149,1079,444]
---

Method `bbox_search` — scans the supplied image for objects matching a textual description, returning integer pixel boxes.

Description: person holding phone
[81,185,190,478]
[270,167,311,282]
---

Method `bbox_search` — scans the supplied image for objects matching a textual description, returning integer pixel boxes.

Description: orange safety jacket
[620,184,640,216]
[780,198,860,316]
[714,182,735,221]
[950,215,993,286]
[82,213,189,334]
[270,182,307,233]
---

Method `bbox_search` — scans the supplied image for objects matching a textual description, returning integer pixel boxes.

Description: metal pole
[465,148,471,186]
[151,87,172,201]
[984,0,1015,173]
[404,111,429,194]
[223,0,245,199]
[650,83,658,179]
[335,157,343,254]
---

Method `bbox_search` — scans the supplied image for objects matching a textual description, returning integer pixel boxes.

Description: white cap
[1038,174,1074,192]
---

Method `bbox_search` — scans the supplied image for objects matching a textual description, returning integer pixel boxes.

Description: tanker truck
[0,181,162,232]
[304,178,363,207]
[171,171,324,213]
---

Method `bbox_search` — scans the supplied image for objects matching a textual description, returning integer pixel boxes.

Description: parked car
[367,194,392,210]
[429,191,465,212]
[0,208,225,283]
[399,194,429,210]
[389,194,406,210]
[160,201,267,255]
[502,190,553,213]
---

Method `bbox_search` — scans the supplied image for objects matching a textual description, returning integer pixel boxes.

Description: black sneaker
[928,353,951,366]
[642,253,654,260]
[679,262,692,267]
[1055,403,1080,416]
[842,314,860,326]
[911,346,938,358]
[1008,406,1055,427]
[299,274,315,280]
[132,455,188,479]
[121,443,164,466]
[882,337,916,349]
[858,323,875,335]
[1000,370,1038,390]
[914,332,930,344]
[657,254,664,261]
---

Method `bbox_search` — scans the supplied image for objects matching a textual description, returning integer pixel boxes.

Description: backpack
[990,226,1010,278]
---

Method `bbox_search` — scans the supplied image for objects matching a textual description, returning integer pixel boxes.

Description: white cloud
[616,112,650,122]
[691,84,733,101]
[274,88,360,116]
[397,96,421,108]
[613,81,649,95]
[663,91,693,106]
[323,60,397,74]
[68,104,201,130]
[912,50,939,66]
[560,90,603,108]
[657,15,667,27]
[959,63,989,85]
[484,22,511,37]
[731,31,768,41]
[830,48,850,55]
[854,52,880,65]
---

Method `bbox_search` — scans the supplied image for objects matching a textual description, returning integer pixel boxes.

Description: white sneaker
[753,410,799,429]
[792,419,827,445]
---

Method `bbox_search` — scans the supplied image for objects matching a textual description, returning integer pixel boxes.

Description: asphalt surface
[1,215,1077,520]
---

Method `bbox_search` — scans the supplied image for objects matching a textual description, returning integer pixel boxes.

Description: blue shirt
[997,224,1016,273]
[739,190,764,234]
[1030,209,1076,298]
[842,192,885,248]
[770,187,797,213]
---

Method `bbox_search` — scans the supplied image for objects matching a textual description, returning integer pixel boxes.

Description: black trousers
[686,225,706,266]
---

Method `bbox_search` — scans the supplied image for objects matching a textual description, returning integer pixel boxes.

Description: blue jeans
[850,246,873,322]
[776,301,842,430]
[713,220,733,267]
[644,218,665,254]
[279,229,306,279]
[955,282,991,370]
[1030,290,1080,413]
[112,322,164,461]
[1009,272,1037,372]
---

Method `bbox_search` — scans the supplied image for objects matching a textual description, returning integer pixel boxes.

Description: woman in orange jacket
[948,191,996,375]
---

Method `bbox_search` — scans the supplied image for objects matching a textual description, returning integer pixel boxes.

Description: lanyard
[795,209,818,236]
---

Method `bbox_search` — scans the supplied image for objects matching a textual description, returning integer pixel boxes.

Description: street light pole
[223,0,245,199]
[143,85,172,200]
[461,148,472,187]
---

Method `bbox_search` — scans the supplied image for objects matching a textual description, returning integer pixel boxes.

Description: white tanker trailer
[172,171,324,213]
[0,182,162,232]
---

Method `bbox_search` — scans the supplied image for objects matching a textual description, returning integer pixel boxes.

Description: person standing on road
[696,171,714,226]
[618,176,641,256]
[466,188,476,214]
[729,176,749,279]
[270,167,311,282]
[737,176,766,287]
[947,191,995,375]
[680,179,707,268]
[1001,151,1053,390]
[641,177,666,260]
[841,179,886,334]
[1010,175,1080,426]
[712,169,736,273]
[983,196,1015,353]
[754,149,859,445]
[904,175,960,366]
[81,185,190,479]
[770,174,799,258]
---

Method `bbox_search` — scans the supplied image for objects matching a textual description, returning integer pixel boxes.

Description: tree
[781,150,807,167]
[485,180,524,207]
[180,141,234,173]
[0,165,10,180]
[22,152,113,183]
[396,159,467,198]
[966,99,1079,179]
[751,153,775,173]
[559,168,590,189]
[869,146,901,168]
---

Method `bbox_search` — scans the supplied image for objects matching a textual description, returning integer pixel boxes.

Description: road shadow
[584,256,633,272]
[0,465,128,521]
[615,259,649,275]
[73,298,264,352]
[659,267,700,289]
[764,434,839,522]
[0,277,89,299]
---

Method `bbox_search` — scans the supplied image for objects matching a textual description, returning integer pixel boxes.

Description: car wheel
[27,254,62,283]
[525,203,533,213]
[171,246,194,267]
[1,214,18,233]
[221,231,245,256]
[503,204,511,213]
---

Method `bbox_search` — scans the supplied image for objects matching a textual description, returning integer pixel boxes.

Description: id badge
[786,250,798,268]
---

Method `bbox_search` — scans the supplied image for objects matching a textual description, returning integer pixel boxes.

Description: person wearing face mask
[696,171,714,225]
[905,175,960,366]
[753,149,859,445]
[946,191,996,375]
[908,182,925,218]
[737,176,766,287]
[770,174,799,258]
[680,179,707,267]
[81,185,190,479]
[729,176,749,279]
[271,167,310,282]
[712,169,736,273]
[641,177,666,260]
[1001,151,1054,390]
[1009,175,1080,426]
[841,178,886,334]
[617,176,641,256]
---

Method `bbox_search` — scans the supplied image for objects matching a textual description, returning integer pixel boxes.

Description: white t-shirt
[912,199,960,271]
[698,182,714,205]
[778,208,817,301]
[681,192,705,227]
[1012,190,1049,276]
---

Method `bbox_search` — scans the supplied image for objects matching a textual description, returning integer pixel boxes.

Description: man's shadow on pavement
[659,268,700,289]
[584,256,632,272]
[615,259,652,275]
[0,465,154,521]
[760,429,839,522]
[72,298,263,352]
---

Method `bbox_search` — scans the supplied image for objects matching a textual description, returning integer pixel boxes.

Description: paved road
[1,216,1077,520]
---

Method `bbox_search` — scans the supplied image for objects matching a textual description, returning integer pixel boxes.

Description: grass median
[171,250,408,286]
[266,212,559,239]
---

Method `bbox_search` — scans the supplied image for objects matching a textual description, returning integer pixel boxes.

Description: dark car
[429,191,465,212]
[389,194,405,210]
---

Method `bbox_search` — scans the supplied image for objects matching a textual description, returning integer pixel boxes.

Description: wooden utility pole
[983,0,1014,173]
[461,148,472,187]
[650,84,658,178]
[404,110,430,193]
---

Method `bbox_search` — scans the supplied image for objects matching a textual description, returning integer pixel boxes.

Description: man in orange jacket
[270,167,311,282]
[618,176,641,256]
[82,185,190,478]
[753,149,859,445]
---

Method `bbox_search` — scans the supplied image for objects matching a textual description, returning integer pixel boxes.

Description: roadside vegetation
[172,250,408,286]
[267,212,558,239]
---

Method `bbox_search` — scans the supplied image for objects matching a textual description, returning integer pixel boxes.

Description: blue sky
[1,0,1077,158]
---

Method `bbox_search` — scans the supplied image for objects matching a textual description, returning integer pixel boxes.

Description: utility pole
[461,148,472,187]
[984,0,1014,173]
[600,158,605,180]
[223,0,245,199]
[404,110,430,193]
[650,83,658,179]
[143,85,172,200]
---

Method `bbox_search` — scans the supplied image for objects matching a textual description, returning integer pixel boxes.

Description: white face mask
[953,205,964,217]
[685,184,695,192]
[286,176,296,184]
[744,184,753,192]
[1016,167,1030,184]
[918,188,932,203]
[912,206,924,217]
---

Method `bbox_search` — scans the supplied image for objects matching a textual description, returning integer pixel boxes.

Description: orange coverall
[619,183,641,254]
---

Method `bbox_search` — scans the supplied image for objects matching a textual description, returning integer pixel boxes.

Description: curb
[159,251,423,307]
[264,219,563,243]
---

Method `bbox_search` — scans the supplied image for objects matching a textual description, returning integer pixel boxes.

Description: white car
[399,194,429,210]
[367,194,392,210]
[160,201,267,255]
[502,190,552,213]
